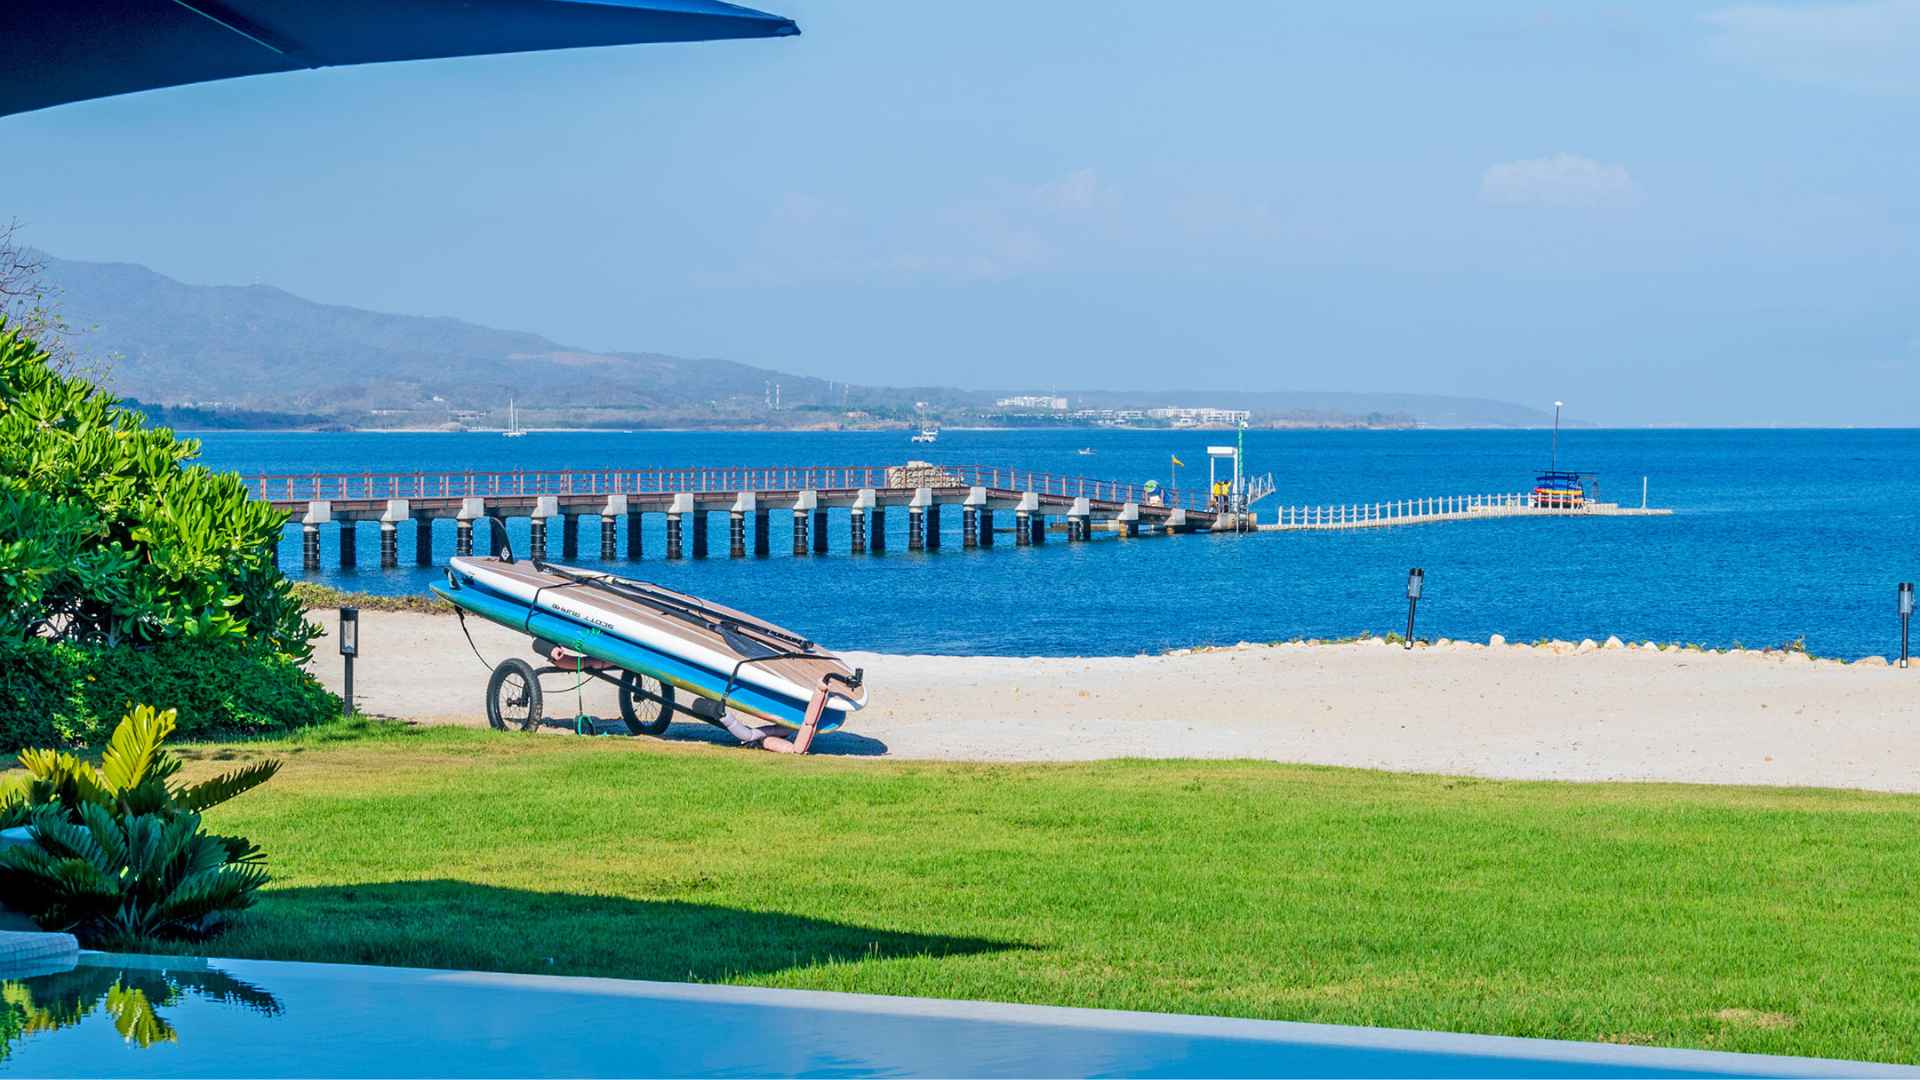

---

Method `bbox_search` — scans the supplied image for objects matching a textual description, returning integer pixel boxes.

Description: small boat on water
[1076,447,1095,456]
[910,426,938,444]
[502,398,527,438]
[433,554,865,749]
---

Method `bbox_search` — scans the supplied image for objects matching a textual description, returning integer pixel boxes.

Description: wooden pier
[256,463,1236,571]
[256,466,1668,572]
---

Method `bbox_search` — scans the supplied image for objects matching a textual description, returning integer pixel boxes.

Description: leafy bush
[0,318,314,659]
[0,636,335,750]
[0,706,278,948]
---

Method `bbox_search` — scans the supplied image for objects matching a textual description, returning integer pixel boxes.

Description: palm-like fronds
[0,704,279,947]
[174,760,280,813]
[98,704,174,793]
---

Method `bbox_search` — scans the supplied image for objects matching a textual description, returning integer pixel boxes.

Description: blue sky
[2,1,1916,425]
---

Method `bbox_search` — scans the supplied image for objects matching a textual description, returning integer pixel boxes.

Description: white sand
[308,611,1920,793]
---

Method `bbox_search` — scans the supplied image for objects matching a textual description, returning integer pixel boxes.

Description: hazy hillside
[42,254,834,418]
[37,254,1554,428]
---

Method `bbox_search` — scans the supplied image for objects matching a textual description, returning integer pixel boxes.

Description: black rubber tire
[618,671,675,736]
[486,658,543,732]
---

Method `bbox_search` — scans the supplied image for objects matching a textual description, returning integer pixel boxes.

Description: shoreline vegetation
[292,584,1882,664]
[171,720,1920,1065]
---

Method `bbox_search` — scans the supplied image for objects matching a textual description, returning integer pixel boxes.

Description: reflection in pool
[0,952,1908,1078]
[0,958,280,1053]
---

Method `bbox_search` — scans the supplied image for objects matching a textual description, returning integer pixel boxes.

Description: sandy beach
[308,610,1920,793]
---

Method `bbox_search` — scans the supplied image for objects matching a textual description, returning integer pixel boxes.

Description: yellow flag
[1171,454,1185,467]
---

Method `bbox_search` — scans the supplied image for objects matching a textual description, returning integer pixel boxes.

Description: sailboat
[502,398,527,438]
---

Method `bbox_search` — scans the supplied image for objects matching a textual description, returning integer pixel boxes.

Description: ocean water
[195,428,1920,661]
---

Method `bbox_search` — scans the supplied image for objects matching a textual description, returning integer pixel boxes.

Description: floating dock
[1260,493,1671,531]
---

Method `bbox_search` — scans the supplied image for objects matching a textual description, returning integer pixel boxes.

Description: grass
[159,719,1920,1063]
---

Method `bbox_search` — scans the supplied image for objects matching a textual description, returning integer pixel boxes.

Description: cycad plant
[0,705,279,947]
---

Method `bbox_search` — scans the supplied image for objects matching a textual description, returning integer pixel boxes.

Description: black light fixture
[1405,568,1424,649]
[339,606,359,716]
[1900,583,1914,670]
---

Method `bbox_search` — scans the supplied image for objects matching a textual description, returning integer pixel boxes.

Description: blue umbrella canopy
[0,0,798,118]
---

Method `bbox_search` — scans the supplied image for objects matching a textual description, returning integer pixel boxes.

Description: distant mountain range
[33,254,1554,430]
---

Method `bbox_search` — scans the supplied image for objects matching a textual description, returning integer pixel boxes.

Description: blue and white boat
[433,555,865,744]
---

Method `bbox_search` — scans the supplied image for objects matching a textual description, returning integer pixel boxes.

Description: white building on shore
[996,395,1070,410]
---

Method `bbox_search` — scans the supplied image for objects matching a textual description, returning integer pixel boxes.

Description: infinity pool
[0,953,1908,1078]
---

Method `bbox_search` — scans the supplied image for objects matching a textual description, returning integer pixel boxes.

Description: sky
[2,0,1916,426]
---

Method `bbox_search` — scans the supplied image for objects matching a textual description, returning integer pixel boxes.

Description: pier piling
[627,511,643,559]
[812,507,828,554]
[692,509,709,559]
[529,497,558,561]
[1015,492,1040,546]
[962,506,978,549]
[792,491,816,556]
[754,508,770,556]
[599,496,626,561]
[457,498,482,557]
[729,492,754,558]
[561,514,579,560]
[926,501,941,550]
[378,500,408,569]
[415,519,434,565]
[852,489,874,554]
[302,501,330,570]
[338,521,357,567]
[908,488,931,551]
[870,505,886,553]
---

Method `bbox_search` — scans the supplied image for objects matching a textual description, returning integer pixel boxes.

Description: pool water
[0,953,1907,1078]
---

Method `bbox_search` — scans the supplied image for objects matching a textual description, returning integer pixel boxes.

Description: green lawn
[169,720,1919,1064]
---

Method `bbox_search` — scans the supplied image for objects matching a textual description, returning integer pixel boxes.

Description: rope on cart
[454,608,495,672]
[572,652,590,735]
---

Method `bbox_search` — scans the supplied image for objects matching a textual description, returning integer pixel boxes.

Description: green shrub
[0,636,334,750]
[0,705,278,948]
[0,318,314,659]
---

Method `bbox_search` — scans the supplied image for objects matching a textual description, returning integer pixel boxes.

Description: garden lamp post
[1552,401,1563,472]
[1405,568,1424,649]
[1900,583,1914,669]
[339,606,359,716]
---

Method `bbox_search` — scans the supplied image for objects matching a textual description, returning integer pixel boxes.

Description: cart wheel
[618,671,675,736]
[486,658,543,732]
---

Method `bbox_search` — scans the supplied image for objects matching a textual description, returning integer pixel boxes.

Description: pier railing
[251,464,1220,512]
[1270,492,1568,528]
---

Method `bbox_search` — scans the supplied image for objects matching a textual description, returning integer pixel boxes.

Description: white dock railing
[1267,492,1612,530]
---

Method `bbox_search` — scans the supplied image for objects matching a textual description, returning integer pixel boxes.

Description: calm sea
[195,428,1920,661]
